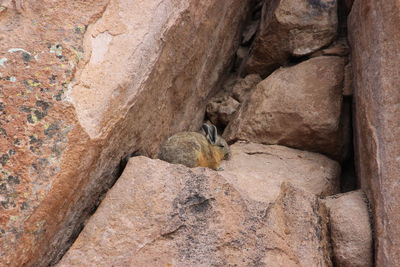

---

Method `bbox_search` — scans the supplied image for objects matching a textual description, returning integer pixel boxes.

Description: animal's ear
[201,123,210,136]
[202,123,217,145]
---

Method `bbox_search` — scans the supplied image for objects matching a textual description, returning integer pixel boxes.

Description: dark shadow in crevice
[51,150,140,266]
[287,54,311,65]
[340,96,358,193]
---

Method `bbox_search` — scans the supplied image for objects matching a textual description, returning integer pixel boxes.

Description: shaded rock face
[0,0,250,265]
[58,155,334,266]
[323,190,373,267]
[242,0,338,77]
[309,37,350,58]
[342,62,353,96]
[231,74,262,103]
[348,0,400,265]
[224,56,345,160]
[206,96,240,129]
[206,74,261,129]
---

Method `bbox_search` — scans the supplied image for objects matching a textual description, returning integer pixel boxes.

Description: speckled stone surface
[58,156,333,267]
[0,0,251,265]
[0,1,107,265]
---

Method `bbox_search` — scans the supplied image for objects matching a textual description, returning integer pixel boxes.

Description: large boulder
[220,142,340,204]
[0,0,251,265]
[348,0,400,265]
[323,190,373,267]
[224,56,345,160]
[242,0,338,77]
[58,155,334,266]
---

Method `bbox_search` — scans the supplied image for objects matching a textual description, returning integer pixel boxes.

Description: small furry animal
[159,123,230,170]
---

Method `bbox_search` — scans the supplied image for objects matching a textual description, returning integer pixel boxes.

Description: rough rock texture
[309,38,350,58]
[224,56,345,159]
[349,0,400,265]
[323,190,373,267]
[242,0,338,77]
[58,156,333,266]
[206,96,240,129]
[206,74,261,128]
[220,142,340,204]
[231,74,262,103]
[0,0,250,265]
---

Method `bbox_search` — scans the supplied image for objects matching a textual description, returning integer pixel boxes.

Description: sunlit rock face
[58,154,337,266]
[0,0,250,265]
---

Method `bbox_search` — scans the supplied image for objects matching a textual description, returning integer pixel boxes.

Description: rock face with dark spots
[349,0,400,265]
[323,190,373,267]
[0,0,250,265]
[242,0,338,77]
[58,155,334,266]
[224,56,346,160]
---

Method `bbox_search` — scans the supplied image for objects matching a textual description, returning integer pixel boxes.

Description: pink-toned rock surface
[231,74,262,103]
[323,190,373,267]
[58,156,333,266]
[0,0,250,265]
[242,0,338,77]
[220,142,340,204]
[349,0,400,265]
[224,56,345,160]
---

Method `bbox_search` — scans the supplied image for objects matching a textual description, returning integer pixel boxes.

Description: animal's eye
[218,144,225,148]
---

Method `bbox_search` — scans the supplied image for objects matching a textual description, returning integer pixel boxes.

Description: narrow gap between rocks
[58,0,366,265]
[52,151,135,266]
[340,96,357,193]
[53,2,261,265]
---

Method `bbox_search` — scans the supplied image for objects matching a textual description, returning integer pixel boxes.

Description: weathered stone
[349,0,400,265]
[225,56,345,160]
[242,0,338,77]
[0,0,250,265]
[309,38,350,58]
[263,183,332,267]
[58,156,332,266]
[323,190,373,267]
[231,73,262,103]
[220,142,340,204]
[206,96,240,128]
[206,74,261,128]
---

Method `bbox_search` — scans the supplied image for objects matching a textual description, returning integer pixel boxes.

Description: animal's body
[159,124,230,170]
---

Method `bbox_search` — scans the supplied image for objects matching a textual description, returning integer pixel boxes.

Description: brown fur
[159,129,230,170]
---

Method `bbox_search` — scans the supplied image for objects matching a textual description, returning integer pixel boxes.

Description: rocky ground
[1,0,397,266]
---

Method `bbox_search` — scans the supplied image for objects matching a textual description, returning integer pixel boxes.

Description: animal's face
[216,137,231,160]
